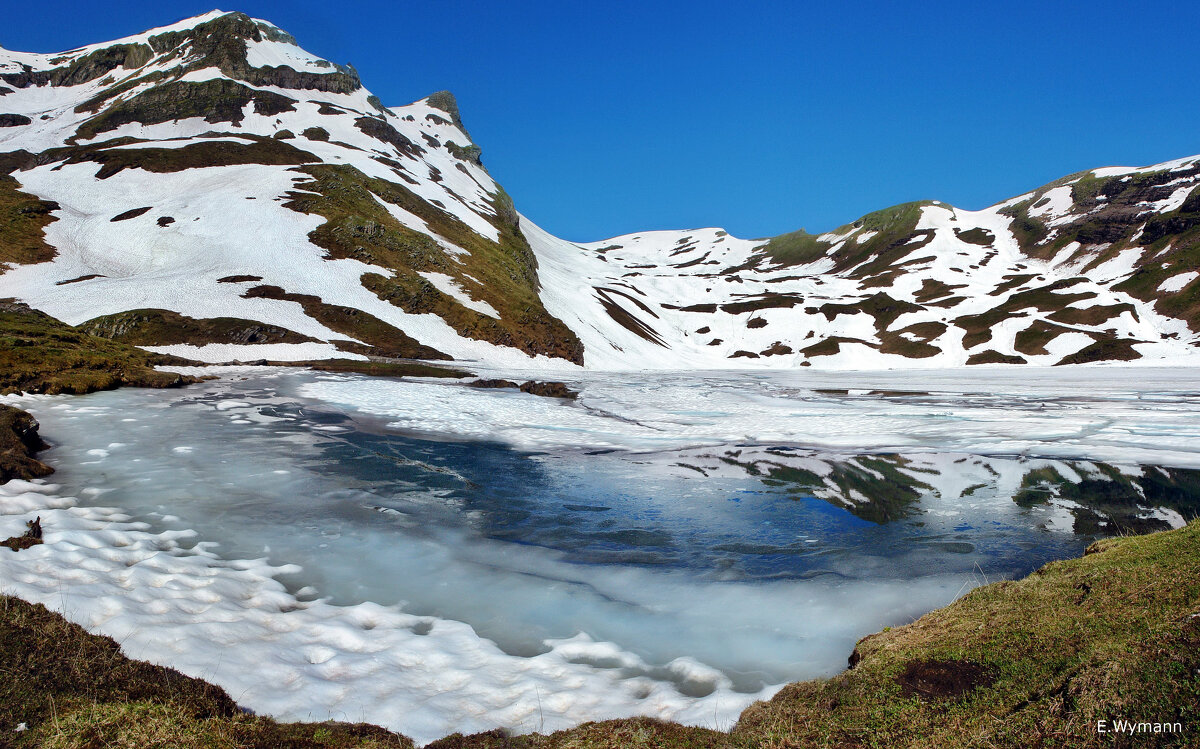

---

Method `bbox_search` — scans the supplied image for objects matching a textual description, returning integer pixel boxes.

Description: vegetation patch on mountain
[64,135,320,178]
[1013,320,1075,356]
[1055,336,1143,366]
[956,281,1101,350]
[719,293,805,315]
[954,227,995,246]
[283,164,582,363]
[0,300,198,395]
[879,321,946,359]
[966,350,1027,365]
[817,292,922,332]
[1047,301,1138,327]
[242,284,451,360]
[755,228,829,268]
[799,336,874,358]
[914,278,967,304]
[79,308,318,346]
[0,173,58,269]
[73,79,298,142]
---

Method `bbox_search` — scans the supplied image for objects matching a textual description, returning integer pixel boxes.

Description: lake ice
[2,366,1199,745]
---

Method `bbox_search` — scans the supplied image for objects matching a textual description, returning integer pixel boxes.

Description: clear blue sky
[4,1,1199,241]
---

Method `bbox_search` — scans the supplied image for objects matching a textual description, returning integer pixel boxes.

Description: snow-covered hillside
[2,10,1198,370]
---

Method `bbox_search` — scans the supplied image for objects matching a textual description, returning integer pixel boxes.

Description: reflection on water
[307,415,1199,583]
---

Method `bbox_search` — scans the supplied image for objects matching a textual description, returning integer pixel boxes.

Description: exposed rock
[1,516,44,551]
[0,405,52,483]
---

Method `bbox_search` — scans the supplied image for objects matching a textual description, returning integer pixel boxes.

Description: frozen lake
[3,366,1199,744]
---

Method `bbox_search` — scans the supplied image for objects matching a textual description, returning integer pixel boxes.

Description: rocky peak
[0,10,360,95]
[145,11,362,94]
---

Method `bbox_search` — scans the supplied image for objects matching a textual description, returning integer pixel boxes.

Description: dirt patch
[966,350,1027,365]
[896,659,995,699]
[110,206,152,222]
[54,273,105,285]
[760,341,793,356]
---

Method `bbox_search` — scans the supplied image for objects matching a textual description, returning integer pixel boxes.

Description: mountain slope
[0,11,581,368]
[1,11,1198,370]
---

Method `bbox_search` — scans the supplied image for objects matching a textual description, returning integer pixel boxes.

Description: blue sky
[5,1,1198,241]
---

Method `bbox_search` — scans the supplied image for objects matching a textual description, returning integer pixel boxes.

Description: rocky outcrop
[0,404,53,483]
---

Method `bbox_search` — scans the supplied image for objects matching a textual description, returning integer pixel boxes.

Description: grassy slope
[3,521,1195,747]
[429,522,1199,748]
[0,300,199,394]
[284,164,584,364]
[0,173,59,269]
[78,307,319,346]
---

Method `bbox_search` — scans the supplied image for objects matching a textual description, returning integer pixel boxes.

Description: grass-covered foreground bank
[2,503,1196,747]
[437,523,1200,748]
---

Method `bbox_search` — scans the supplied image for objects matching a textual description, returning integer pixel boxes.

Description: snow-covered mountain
[2,10,1198,370]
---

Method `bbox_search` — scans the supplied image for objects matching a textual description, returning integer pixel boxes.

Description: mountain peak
[425,91,464,129]
[0,9,360,96]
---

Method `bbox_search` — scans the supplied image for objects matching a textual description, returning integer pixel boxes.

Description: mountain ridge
[1,10,1198,370]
